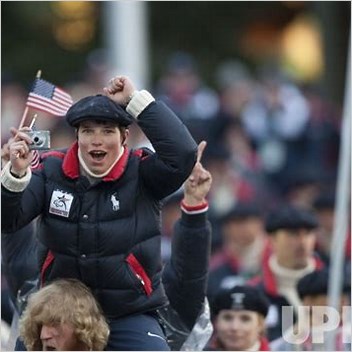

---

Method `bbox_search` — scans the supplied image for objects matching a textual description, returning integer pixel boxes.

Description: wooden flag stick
[18,69,42,129]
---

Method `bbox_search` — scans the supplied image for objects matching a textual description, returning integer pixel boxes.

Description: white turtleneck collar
[269,255,315,282]
[269,255,315,312]
[78,146,124,180]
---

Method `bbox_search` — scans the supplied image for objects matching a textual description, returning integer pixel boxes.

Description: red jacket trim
[259,336,271,351]
[62,142,80,178]
[132,149,143,158]
[132,148,150,161]
[126,253,153,296]
[62,142,130,181]
[41,150,66,160]
[103,147,129,181]
[40,250,54,287]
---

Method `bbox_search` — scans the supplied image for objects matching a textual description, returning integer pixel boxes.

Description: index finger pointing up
[197,140,207,163]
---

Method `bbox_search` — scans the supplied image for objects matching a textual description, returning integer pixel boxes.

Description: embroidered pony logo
[111,193,120,211]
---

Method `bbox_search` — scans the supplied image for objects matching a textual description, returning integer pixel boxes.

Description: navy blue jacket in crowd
[161,208,212,348]
[2,223,38,305]
[1,100,197,319]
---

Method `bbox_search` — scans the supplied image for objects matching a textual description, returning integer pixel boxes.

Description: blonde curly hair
[19,278,109,351]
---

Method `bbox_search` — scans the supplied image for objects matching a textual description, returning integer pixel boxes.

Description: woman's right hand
[7,127,33,176]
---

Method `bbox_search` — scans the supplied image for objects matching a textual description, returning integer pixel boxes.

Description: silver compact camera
[26,130,51,150]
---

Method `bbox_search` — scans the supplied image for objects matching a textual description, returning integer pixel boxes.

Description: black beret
[265,205,318,234]
[66,95,133,127]
[211,285,270,317]
[297,269,351,299]
[221,202,261,224]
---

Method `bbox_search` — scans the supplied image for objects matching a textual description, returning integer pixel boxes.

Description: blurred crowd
[1,50,350,351]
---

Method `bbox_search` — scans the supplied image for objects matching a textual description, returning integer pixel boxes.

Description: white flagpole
[326,35,351,350]
[29,114,37,129]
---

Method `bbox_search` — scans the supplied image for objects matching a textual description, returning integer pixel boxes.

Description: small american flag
[31,149,40,170]
[26,78,73,116]
[30,120,41,170]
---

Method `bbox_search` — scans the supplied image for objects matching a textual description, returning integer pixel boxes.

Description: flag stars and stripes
[26,78,73,116]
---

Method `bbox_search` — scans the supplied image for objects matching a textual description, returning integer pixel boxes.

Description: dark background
[1,1,351,104]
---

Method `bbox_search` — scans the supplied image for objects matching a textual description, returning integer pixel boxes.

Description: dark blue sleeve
[1,170,45,233]
[137,101,197,200]
[162,211,212,330]
[2,221,39,302]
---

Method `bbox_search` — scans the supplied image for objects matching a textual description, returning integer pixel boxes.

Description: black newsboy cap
[211,285,270,317]
[66,95,133,127]
[265,205,318,234]
[297,269,351,299]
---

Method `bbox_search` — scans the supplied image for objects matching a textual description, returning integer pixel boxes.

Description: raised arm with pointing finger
[161,141,214,350]
[1,75,197,350]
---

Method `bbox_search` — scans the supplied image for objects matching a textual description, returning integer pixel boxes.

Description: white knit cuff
[126,90,155,118]
[1,161,32,192]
